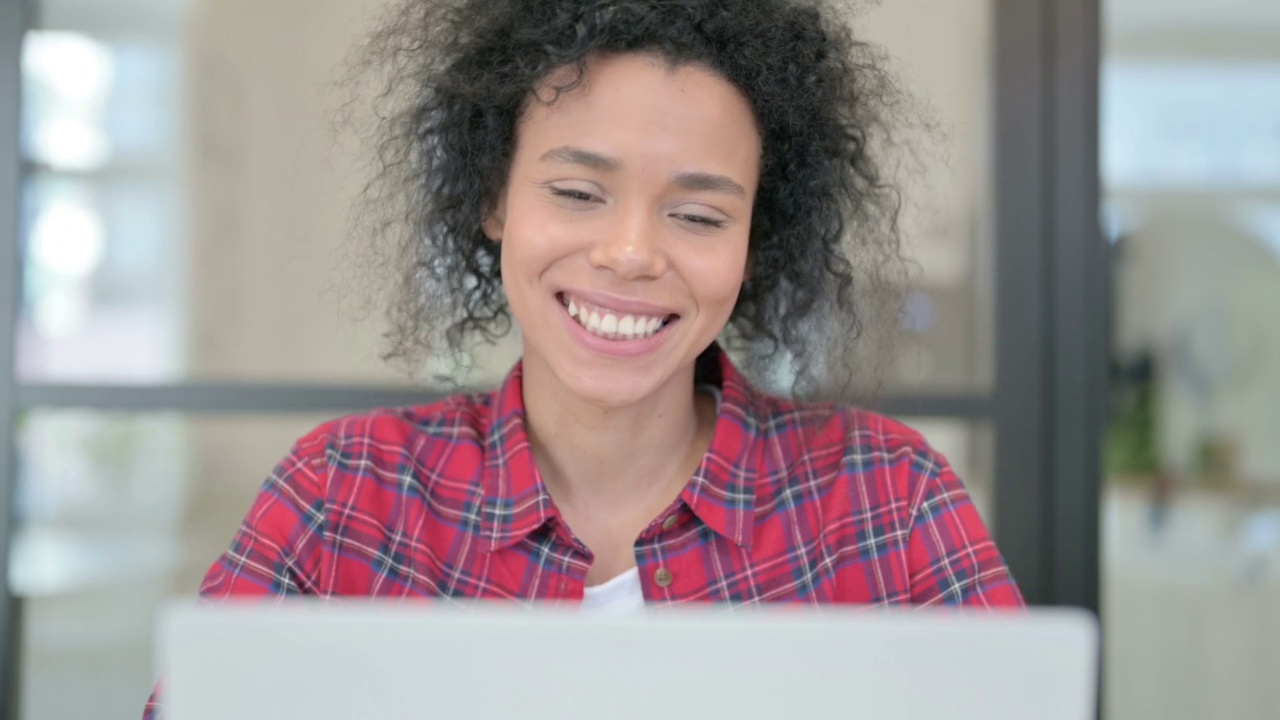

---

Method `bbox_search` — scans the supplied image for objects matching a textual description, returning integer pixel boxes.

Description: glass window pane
[854,0,996,394]
[8,409,996,720]
[16,3,473,386]
[1102,2,1280,718]
[12,411,331,720]
[18,1,993,392]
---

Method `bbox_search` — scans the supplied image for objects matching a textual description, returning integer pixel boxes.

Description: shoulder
[750,391,942,472]
[281,391,497,489]
[746,390,953,513]
[741,386,1018,606]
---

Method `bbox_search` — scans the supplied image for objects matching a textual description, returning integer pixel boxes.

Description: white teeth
[563,295,669,341]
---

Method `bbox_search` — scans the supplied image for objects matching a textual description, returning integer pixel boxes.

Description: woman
[146,0,1020,713]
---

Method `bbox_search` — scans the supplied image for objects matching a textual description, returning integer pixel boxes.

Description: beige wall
[855,0,996,394]
[184,0,405,385]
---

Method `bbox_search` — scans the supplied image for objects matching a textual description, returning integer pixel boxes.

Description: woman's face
[488,53,760,409]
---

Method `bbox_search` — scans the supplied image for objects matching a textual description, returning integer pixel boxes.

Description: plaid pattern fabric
[143,345,1021,717]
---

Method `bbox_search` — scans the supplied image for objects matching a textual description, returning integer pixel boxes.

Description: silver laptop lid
[159,600,1098,720]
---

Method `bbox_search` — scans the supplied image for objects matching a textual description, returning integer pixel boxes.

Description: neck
[520,354,713,507]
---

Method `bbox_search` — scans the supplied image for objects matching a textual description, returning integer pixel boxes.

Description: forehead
[515,53,762,170]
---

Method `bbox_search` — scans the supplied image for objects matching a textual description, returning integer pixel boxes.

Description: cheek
[684,235,750,314]
[501,197,586,271]
[499,204,558,283]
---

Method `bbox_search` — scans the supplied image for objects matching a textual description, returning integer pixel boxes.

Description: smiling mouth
[557,293,677,341]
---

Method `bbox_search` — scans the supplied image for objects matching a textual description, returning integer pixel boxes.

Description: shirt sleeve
[906,454,1024,607]
[197,431,329,597]
[142,430,331,719]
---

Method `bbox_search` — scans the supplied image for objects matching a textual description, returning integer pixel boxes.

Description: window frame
[0,0,1105,716]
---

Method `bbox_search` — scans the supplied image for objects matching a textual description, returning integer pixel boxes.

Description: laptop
[158,600,1098,720]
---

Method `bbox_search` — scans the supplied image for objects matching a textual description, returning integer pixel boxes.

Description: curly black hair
[343,0,917,395]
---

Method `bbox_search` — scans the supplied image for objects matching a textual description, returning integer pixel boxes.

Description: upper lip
[558,289,680,317]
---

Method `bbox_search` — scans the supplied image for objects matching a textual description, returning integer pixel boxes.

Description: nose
[587,206,669,280]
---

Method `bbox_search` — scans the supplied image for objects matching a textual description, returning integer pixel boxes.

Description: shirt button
[661,515,678,531]
[654,568,673,588]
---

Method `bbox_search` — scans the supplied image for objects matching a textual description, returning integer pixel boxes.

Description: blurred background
[0,0,1276,718]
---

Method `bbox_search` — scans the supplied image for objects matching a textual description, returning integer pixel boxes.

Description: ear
[481,187,509,242]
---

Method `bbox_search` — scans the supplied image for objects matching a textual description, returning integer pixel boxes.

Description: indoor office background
[0,0,1275,719]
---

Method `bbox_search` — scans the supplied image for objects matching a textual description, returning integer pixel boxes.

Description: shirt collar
[478,343,761,552]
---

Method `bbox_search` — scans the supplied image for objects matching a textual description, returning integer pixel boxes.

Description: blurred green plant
[1106,356,1159,478]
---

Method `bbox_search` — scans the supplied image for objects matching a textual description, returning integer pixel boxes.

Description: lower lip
[557,300,677,358]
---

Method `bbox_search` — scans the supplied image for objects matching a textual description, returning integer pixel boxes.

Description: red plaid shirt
[144,345,1021,717]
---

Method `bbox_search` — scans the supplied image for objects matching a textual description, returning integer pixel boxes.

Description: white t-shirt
[581,568,645,614]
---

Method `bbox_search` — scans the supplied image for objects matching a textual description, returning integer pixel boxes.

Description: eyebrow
[538,145,747,198]
[671,171,746,198]
[539,146,619,171]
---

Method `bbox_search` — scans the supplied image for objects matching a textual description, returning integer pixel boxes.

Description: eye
[673,213,728,230]
[549,186,600,203]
